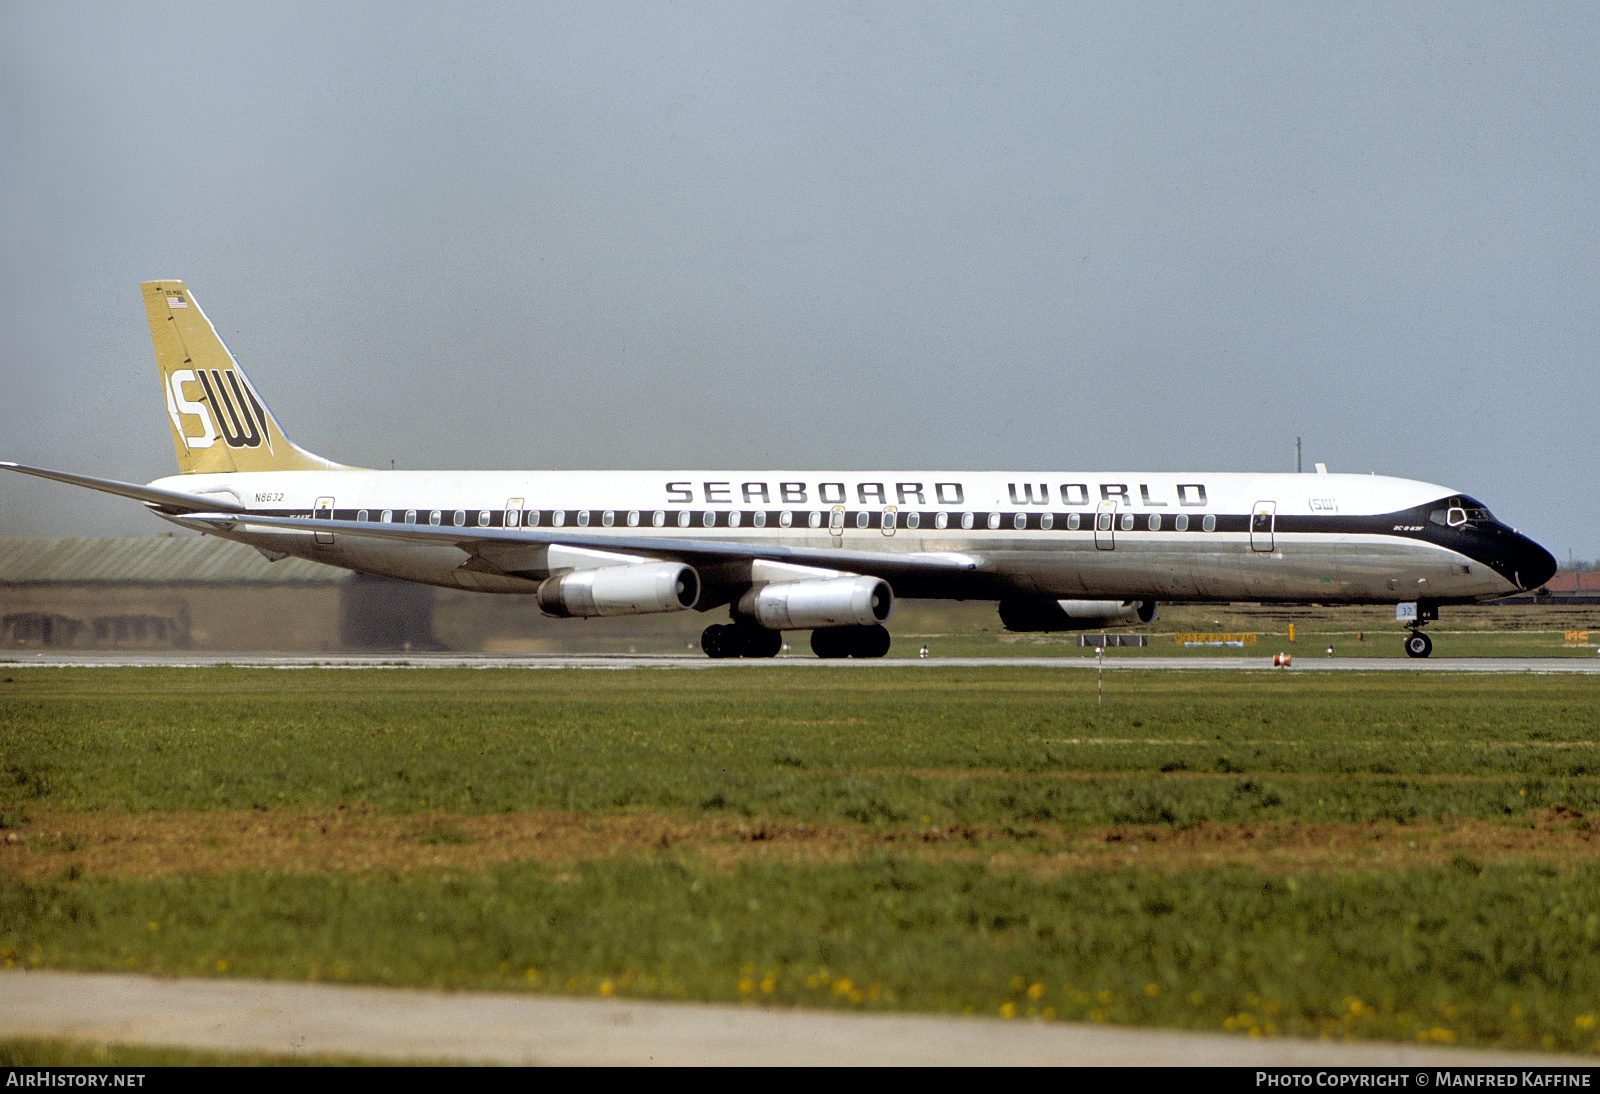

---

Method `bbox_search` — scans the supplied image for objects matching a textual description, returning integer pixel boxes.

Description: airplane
[2,281,1557,659]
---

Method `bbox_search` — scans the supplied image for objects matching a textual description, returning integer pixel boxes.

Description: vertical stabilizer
[142,280,348,474]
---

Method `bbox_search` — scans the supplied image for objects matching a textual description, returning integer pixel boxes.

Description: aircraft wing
[178,511,988,581]
[1,462,247,513]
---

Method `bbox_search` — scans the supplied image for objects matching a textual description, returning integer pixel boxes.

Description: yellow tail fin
[143,280,349,474]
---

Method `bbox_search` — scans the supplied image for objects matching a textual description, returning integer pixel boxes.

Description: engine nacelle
[737,576,893,631]
[998,598,1156,632]
[537,561,700,618]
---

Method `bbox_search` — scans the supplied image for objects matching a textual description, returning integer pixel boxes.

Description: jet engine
[998,598,1157,632]
[537,561,700,618]
[737,575,893,630]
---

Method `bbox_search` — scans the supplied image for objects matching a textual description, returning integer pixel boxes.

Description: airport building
[0,536,437,651]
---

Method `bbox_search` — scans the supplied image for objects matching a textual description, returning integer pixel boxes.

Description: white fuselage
[151,468,1529,606]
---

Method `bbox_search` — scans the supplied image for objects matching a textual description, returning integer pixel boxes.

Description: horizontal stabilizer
[0,462,246,513]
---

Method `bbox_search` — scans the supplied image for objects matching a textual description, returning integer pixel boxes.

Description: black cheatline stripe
[267,498,1525,566]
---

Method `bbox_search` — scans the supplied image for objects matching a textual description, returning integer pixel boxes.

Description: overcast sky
[2,2,1596,560]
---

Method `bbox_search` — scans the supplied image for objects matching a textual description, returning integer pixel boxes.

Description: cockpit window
[1429,496,1494,527]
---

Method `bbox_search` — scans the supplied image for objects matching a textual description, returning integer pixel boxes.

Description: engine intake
[537,561,700,618]
[999,598,1156,632]
[738,576,893,631]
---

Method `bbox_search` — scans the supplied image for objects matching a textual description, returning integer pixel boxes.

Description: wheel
[702,624,737,659]
[738,626,783,658]
[1404,632,1432,659]
[855,624,891,658]
[811,628,849,659]
[812,625,891,658]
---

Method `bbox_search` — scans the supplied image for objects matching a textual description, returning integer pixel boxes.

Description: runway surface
[4,651,1599,672]
[1,969,1583,1066]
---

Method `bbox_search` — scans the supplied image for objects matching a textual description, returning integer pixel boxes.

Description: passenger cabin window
[453,509,466,527]
[906,512,921,530]
[1202,514,1216,532]
[856,511,870,529]
[753,511,766,528]
[527,510,540,527]
[627,511,640,527]
[1012,513,1026,530]
[987,513,1002,530]
[1039,513,1052,530]
[477,510,490,527]
[1067,513,1080,531]
[602,511,614,527]
[779,511,792,528]
[809,511,822,528]
[577,511,590,527]
[651,511,664,528]
[934,512,948,529]
[405,509,417,524]
[357,510,369,522]
[1120,513,1134,531]
[381,510,393,523]
[702,511,716,527]
[1148,514,1161,531]
[429,510,442,526]
[1174,513,1188,531]
[961,513,974,530]
[678,511,691,528]
[553,511,566,526]
[729,512,741,528]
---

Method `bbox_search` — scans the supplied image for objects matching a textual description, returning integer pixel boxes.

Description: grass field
[4,666,1600,1054]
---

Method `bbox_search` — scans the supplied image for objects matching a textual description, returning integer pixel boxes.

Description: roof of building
[0,537,351,585]
[1545,572,1600,594]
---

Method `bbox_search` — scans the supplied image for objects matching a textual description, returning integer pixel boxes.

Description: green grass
[6,857,1600,1051]
[0,1037,418,1066]
[5,666,1600,1054]
[3,668,1600,825]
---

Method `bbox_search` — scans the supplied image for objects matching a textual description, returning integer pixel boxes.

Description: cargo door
[1094,500,1116,551]
[1250,501,1276,553]
[313,496,335,544]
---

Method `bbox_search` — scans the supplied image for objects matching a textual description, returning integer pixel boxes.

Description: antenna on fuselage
[1295,436,1302,474]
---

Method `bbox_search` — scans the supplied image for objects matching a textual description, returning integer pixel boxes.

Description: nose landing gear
[1398,601,1440,658]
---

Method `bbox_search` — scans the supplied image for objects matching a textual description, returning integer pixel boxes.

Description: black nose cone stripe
[1511,536,1558,591]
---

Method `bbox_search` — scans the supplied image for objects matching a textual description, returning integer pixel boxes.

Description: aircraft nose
[1511,534,1557,591]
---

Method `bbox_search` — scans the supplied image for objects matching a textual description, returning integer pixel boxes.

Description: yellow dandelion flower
[760,977,776,994]
[1027,982,1044,1001]
[600,980,615,997]
[214,959,228,973]
[1576,1014,1597,1031]
[1144,983,1160,998]
[738,978,754,995]
[999,1002,1016,1019]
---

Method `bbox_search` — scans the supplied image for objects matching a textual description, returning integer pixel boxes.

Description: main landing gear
[1404,630,1433,659]
[810,624,891,659]
[701,622,893,659]
[701,623,782,659]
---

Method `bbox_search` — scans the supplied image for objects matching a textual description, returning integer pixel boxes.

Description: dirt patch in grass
[3,805,1598,879]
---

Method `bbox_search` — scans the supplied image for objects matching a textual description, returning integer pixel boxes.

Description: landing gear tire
[739,626,782,659]
[702,623,783,659]
[810,624,891,659]
[702,624,736,659]
[1404,631,1433,659]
